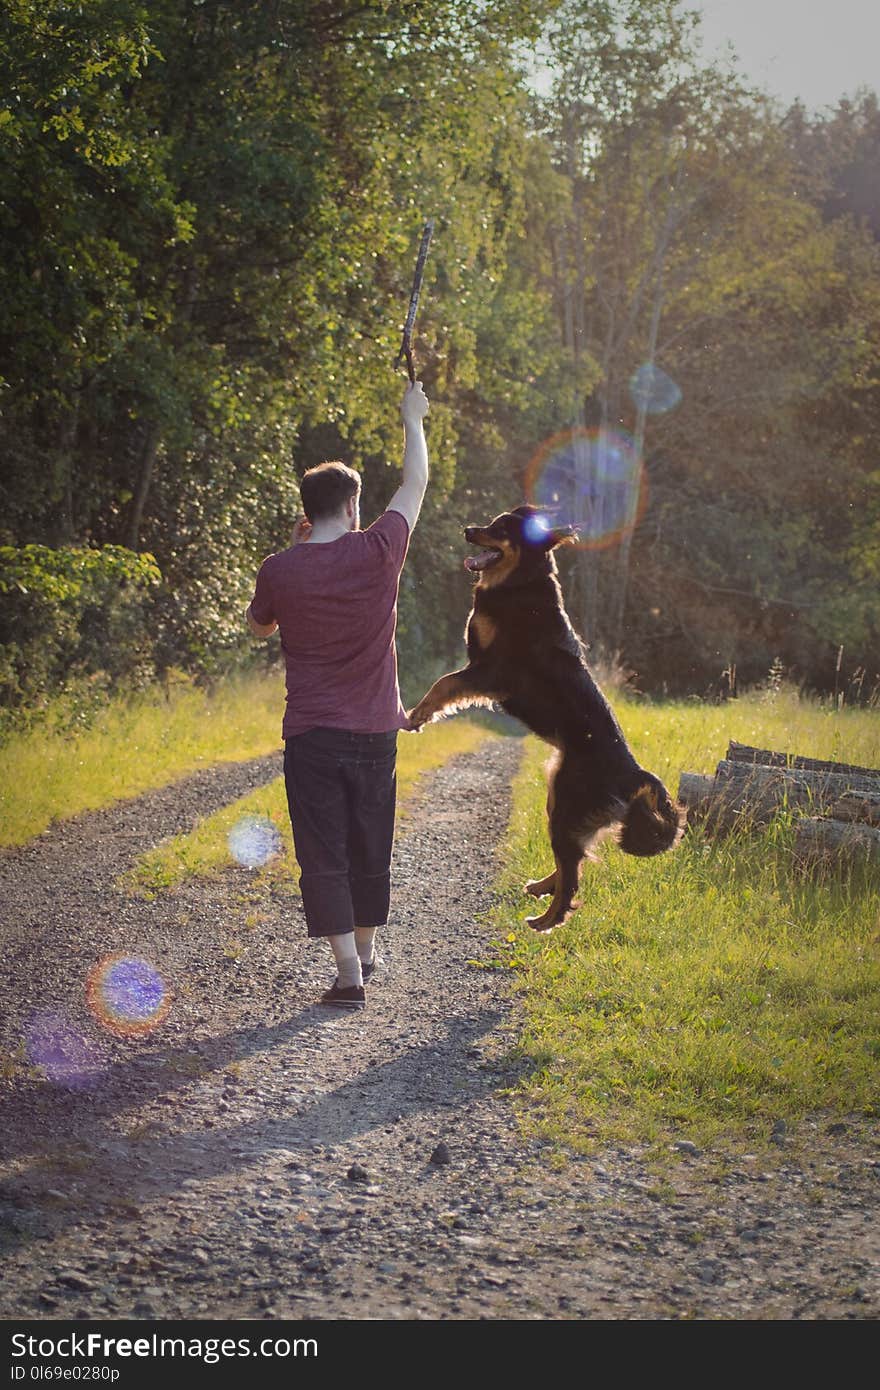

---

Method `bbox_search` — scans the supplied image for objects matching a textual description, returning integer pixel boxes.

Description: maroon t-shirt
[249,509,411,739]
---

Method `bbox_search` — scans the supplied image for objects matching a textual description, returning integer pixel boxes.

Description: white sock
[355,926,377,967]
[329,932,362,989]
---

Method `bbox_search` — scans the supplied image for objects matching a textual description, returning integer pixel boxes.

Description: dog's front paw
[406,704,430,731]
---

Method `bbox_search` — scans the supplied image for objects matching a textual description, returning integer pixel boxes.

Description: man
[245,381,430,1010]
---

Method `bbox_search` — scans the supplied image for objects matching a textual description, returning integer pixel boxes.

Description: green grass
[0,671,292,848]
[124,717,494,896]
[489,690,880,1152]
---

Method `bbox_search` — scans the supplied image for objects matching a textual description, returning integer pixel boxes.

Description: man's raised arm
[387,380,429,531]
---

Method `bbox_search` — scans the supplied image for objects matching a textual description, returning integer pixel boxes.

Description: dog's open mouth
[464,548,502,573]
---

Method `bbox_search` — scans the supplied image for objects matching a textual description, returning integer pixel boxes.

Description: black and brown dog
[408,505,685,931]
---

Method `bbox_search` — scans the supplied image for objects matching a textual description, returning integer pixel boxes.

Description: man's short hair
[299,461,361,522]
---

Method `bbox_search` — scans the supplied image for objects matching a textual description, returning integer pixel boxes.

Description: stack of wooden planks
[678,741,880,864]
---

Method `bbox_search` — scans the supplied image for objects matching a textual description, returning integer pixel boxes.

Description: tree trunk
[127,423,161,551]
[715,760,880,803]
[677,772,714,816]
[677,761,880,831]
[826,791,880,827]
[57,394,80,544]
[795,818,880,863]
[611,268,665,650]
[726,742,879,779]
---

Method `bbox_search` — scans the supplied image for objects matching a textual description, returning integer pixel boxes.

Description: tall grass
[1,671,287,847]
[490,691,880,1151]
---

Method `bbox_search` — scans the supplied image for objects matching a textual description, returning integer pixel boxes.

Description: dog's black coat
[408,506,685,930]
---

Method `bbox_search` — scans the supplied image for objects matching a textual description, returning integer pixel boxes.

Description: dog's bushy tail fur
[619,777,685,858]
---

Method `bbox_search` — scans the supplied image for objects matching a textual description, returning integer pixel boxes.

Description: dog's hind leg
[525,755,586,931]
[525,839,581,932]
[523,752,560,900]
[524,870,556,898]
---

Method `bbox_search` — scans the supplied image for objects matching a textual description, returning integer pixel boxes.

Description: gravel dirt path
[1,735,877,1321]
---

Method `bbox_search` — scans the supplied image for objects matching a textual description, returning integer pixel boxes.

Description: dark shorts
[283,727,398,938]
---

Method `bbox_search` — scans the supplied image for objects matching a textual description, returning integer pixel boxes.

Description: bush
[0,544,162,717]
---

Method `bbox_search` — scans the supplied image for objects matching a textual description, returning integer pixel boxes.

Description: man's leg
[355,926,378,973]
[283,731,364,1006]
[346,732,397,979]
[326,931,362,991]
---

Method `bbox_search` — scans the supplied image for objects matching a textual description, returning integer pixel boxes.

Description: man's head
[299,461,361,529]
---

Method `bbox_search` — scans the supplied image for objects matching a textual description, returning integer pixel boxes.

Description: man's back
[251,509,410,737]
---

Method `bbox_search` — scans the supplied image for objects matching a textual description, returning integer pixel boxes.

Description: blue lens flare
[25,1010,102,1089]
[522,512,552,545]
[227,815,282,869]
[525,427,646,550]
[628,363,682,415]
[87,954,170,1037]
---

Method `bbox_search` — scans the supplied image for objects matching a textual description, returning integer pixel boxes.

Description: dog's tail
[619,775,685,858]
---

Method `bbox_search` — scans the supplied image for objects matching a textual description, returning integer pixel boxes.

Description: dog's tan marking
[470,612,497,650]
[635,782,659,811]
[409,672,469,726]
[477,541,520,589]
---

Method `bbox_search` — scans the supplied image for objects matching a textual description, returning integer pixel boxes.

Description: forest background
[2,0,878,728]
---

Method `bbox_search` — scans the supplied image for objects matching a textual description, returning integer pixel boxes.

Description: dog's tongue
[464,551,496,573]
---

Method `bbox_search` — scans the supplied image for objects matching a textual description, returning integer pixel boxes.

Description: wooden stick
[394,218,435,383]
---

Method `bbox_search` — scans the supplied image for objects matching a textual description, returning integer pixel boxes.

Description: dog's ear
[514,505,578,549]
[548,524,578,549]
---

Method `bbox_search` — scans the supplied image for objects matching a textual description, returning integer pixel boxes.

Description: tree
[0,0,557,689]
[523,2,880,692]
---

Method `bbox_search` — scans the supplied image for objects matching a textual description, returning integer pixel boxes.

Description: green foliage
[0,543,161,714]
[523,2,880,693]
[0,0,877,702]
[0,0,559,690]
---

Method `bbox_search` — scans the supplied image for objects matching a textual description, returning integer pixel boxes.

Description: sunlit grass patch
[124,717,495,896]
[605,685,880,788]
[0,671,287,848]
[491,693,880,1151]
